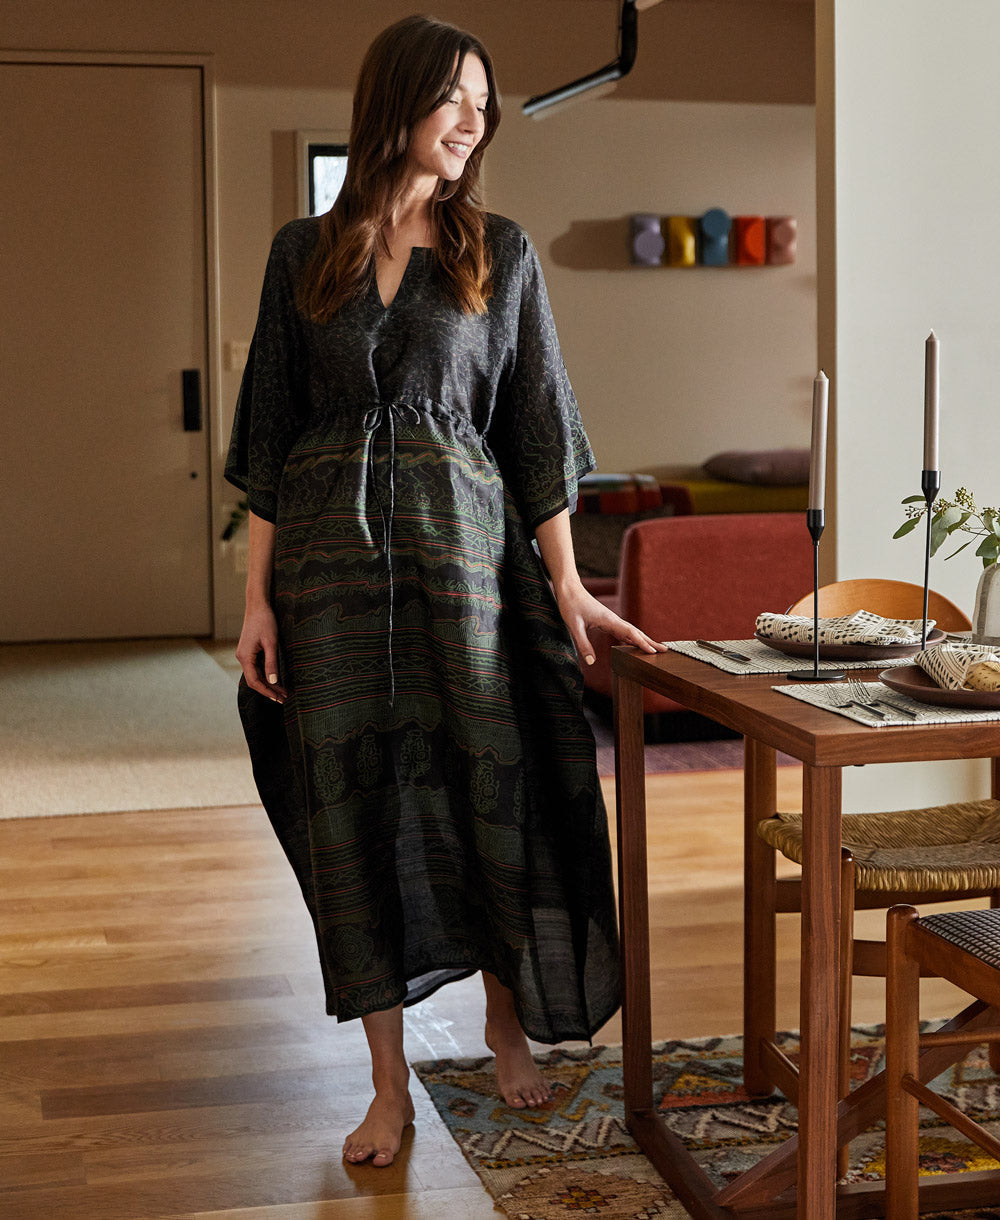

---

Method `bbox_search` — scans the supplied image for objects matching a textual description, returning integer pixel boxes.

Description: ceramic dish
[755,628,945,663]
[879,664,1000,709]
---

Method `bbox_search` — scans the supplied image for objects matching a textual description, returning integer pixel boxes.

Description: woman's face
[407,52,489,186]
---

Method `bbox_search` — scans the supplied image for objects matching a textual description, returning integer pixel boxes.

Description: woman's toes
[342,1090,414,1167]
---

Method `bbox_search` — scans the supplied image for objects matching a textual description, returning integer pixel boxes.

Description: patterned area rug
[412,1028,1000,1219]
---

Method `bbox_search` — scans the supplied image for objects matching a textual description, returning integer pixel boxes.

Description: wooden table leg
[797,764,842,1219]
[744,736,778,1096]
[613,666,653,1115]
[990,756,1000,1077]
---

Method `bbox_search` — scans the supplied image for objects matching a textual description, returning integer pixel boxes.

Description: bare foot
[485,1016,553,1109]
[342,1088,415,1167]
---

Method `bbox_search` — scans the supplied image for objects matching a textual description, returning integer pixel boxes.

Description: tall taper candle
[923,331,939,470]
[808,371,829,512]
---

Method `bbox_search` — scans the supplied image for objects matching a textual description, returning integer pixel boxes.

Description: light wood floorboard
[0,765,978,1217]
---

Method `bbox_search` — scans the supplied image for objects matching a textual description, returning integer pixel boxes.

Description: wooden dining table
[611,645,1000,1219]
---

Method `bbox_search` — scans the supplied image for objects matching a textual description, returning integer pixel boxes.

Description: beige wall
[220,86,817,465]
[489,97,817,473]
[818,0,998,809]
[2,0,817,636]
[0,1,814,100]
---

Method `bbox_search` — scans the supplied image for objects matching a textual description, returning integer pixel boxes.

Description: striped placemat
[774,679,1000,727]
[669,639,919,676]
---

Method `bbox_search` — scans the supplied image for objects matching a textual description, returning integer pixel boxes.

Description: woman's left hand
[553,581,668,668]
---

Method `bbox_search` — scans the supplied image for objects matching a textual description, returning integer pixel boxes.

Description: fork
[847,679,920,720]
[826,686,880,719]
[838,681,886,719]
[846,679,877,704]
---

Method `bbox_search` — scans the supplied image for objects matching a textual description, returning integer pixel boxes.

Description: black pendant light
[523,0,649,119]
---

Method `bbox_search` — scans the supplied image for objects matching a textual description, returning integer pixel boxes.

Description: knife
[696,639,751,663]
[875,698,919,720]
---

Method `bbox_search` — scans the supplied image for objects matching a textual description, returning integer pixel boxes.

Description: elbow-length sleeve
[489,232,595,531]
[224,223,311,524]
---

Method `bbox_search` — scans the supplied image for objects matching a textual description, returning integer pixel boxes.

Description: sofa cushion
[575,471,665,514]
[570,508,672,578]
[659,477,807,515]
[581,575,619,598]
[703,447,810,486]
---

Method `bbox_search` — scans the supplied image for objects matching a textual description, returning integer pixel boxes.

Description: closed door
[1,61,212,640]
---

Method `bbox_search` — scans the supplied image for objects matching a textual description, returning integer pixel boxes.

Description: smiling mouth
[443,142,471,157]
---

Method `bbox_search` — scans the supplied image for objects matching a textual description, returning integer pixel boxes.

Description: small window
[297,131,349,217]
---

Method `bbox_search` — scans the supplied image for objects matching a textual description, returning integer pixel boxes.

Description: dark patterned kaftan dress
[225,213,619,1043]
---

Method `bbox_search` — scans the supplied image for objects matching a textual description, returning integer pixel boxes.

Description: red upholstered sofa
[569,469,808,589]
[582,512,813,727]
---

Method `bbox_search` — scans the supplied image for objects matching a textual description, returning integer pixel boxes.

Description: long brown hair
[298,15,502,322]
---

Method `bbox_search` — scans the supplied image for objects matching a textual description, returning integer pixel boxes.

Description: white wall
[819,0,999,808]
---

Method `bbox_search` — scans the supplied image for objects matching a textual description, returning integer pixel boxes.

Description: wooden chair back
[787,578,971,632]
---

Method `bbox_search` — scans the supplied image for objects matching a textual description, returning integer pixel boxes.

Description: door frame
[2,48,223,636]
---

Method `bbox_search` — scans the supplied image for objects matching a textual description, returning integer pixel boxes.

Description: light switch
[225,340,252,372]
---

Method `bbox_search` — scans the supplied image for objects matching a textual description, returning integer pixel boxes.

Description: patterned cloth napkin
[755,610,932,646]
[916,642,1000,691]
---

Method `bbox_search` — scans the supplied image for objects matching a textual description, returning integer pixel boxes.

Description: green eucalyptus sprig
[893,486,1000,568]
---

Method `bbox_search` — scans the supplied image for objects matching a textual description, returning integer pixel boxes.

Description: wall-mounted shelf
[630,210,796,267]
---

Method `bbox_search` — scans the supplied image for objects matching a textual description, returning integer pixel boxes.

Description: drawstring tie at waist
[363,402,421,705]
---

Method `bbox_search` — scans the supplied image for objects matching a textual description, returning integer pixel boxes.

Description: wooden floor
[0,765,977,1219]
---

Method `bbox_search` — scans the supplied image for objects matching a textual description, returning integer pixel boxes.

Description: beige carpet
[0,639,260,819]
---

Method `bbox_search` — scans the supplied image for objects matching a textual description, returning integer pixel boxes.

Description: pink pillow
[703,448,809,486]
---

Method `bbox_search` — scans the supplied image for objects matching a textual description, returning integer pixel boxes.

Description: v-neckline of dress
[375,246,432,311]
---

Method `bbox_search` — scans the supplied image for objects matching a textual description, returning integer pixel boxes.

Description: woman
[226,14,664,1169]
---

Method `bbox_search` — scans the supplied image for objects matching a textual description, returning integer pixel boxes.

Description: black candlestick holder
[787,508,844,682]
[920,468,941,648]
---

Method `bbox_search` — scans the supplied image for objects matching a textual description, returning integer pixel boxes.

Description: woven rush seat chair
[885,905,1000,1218]
[756,798,1000,1173]
[760,800,1000,900]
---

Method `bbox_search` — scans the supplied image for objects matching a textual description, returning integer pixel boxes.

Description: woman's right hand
[235,601,287,703]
